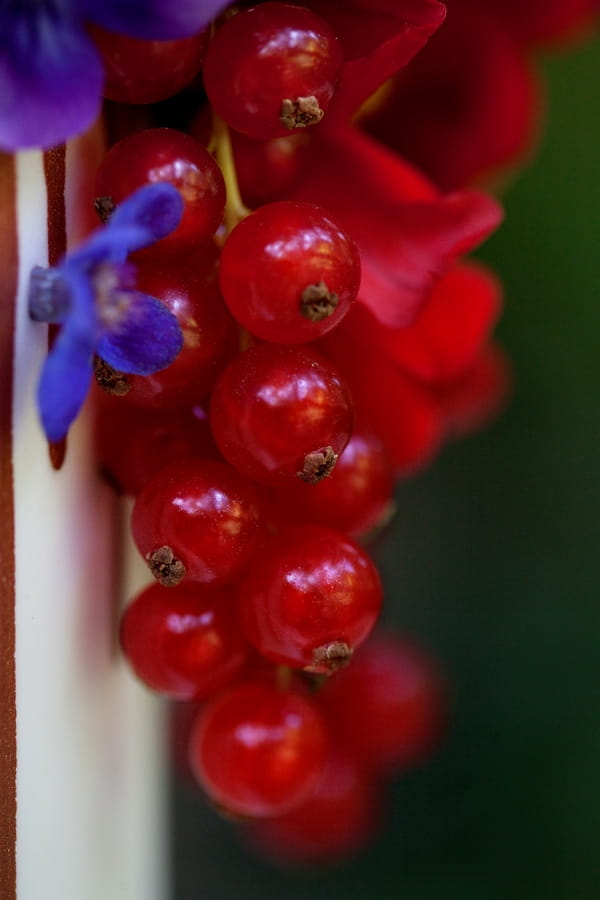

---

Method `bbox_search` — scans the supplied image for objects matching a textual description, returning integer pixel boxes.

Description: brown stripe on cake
[44,146,68,469]
[0,152,18,900]
[43,145,66,266]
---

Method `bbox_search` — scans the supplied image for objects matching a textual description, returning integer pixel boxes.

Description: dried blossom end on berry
[94,196,116,224]
[94,358,131,396]
[298,447,338,484]
[146,545,186,587]
[308,641,353,675]
[280,96,324,130]
[300,281,339,322]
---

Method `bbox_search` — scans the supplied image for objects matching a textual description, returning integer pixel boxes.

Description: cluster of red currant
[88,1,497,864]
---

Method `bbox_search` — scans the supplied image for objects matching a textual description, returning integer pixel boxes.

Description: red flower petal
[304,0,446,121]
[319,305,443,474]
[386,260,503,383]
[360,3,542,189]
[482,0,600,47]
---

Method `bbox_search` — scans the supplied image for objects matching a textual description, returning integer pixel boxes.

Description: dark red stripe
[0,152,18,900]
[44,146,68,470]
[43,145,66,267]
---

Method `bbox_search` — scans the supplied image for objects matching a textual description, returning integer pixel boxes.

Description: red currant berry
[131,458,264,587]
[203,3,343,139]
[94,395,219,495]
[219,201,360,344]
[189,681,329,818]
[319,633,446,775]
[249,749,380,864]
[120,582,249,701]
[240,525,382,673]
[90,25,209,105]
[122,253,238,408]
[95,128,225,252]
[209,344,354,485]
[272,428,394,538]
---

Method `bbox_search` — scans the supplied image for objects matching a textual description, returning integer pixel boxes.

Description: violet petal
[110,183,184,249]
[96,292,183,375]
[68,224,151,269]
[37,327,95,443]
[0,9,103,151]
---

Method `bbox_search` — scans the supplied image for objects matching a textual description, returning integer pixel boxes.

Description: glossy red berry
[203,3,343,139]
[319,633,446,775]
[272,428,394,538]
[219,201,360,344]
[90,25,209,105]
[95,128,225,253]
[249,749,380,864]
[122,254,238,408]
[120,582,249,701]
[131,458,264,587]
[240,525,382,673]
[210,344,354,485]
[189,681,329,817]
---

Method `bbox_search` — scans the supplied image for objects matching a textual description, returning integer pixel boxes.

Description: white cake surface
[12,143,167,900]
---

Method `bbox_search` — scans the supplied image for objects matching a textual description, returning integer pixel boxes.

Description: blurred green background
[174,35,600,899]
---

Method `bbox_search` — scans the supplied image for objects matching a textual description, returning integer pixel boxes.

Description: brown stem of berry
[297,446,338,483]
[94,357,131,396]
[147,546,186,587]
[280,96,324,130]
[94,195,116,224]
[308,641,353,674]
[300,281,339,322]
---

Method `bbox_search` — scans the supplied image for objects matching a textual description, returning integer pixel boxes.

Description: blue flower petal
[83,0,229,40]
[68,224,152,269]
[96,292,183,375]
[37,266,100,441]
[58,263,101,338]
[110,184,185,250]
[0,9,103,151]
[37,326,95,443]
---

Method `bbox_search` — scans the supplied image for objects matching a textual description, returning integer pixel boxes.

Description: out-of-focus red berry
[271,428,394,538]
[248,748,381,864]
[319,633,446,775]
[90,25,209,104]
[120,582,249,701]
[188,681,330,818]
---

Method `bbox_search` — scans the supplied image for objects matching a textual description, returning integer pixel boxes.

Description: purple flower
[29,182,184,442]
[0,0,228,151]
